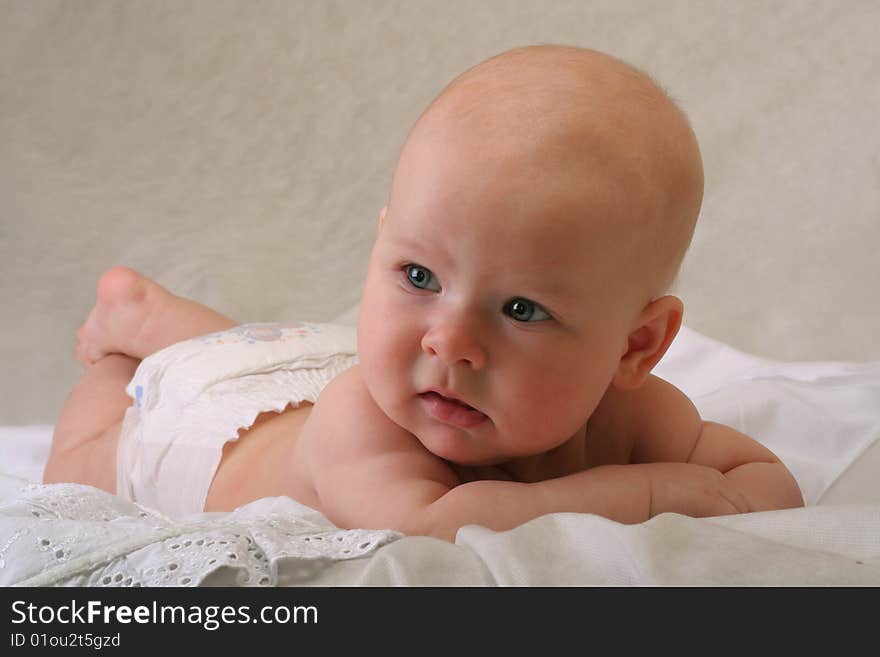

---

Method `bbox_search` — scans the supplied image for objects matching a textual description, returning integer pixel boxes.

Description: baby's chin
[441,453,510,467]
[423,448,509,469]
[408,425,516,467]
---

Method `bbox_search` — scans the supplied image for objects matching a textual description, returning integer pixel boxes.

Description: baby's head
[358,45,704,465]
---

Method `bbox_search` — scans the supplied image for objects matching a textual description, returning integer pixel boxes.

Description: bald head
[391,45,704,299]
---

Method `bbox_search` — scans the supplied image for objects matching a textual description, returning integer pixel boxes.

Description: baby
[44,45,803,541]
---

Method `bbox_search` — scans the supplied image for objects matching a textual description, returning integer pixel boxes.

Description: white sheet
[0,424,52,485]
[1,325,879,586]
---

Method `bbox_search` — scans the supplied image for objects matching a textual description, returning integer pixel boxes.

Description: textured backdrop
[2,0,878,424]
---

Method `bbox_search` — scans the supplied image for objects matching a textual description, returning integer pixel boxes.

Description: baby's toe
[74,327,99,366]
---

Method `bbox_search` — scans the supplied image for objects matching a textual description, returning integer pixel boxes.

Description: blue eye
[503,297,551,322]
[405,264,440,291]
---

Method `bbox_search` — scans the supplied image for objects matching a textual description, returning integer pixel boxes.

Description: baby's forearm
[421,465,654,541]
[419,461,801,541]
[723,461,804,511]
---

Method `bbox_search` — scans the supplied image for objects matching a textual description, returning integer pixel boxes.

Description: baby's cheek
[360,320,413,395]
[512,381,589,444]
[373,322,411,366]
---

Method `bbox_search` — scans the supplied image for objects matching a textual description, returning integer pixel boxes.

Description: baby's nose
[421,316,487,370]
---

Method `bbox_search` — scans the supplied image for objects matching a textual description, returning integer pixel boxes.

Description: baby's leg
[76,265,236,364]
[43,354,138,492]
[45,266,237,491]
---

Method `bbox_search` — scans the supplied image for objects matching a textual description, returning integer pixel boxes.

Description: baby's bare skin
[47,264,620,506]
[45,266,630,512]
[46,266,801,540]
[45,46,804,540]
[206,405,318,512]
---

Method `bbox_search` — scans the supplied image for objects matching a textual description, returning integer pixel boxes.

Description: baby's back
[205,404,319,511]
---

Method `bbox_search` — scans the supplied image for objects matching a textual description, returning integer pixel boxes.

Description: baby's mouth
[418,391,487,428]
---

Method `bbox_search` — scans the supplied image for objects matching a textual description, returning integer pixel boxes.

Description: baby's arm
[424,380,805,536]
[301,366,458,535]
[613,375,804,514]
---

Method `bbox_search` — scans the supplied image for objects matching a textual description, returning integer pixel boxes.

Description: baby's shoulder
[305,365,438,460]
[590,374,702,464]
[307,365,394,438]
[302,365,459,494]
[594,372,685,413]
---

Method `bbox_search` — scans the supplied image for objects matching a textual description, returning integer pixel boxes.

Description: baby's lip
[421,387,480,412]
[419,389,488,428]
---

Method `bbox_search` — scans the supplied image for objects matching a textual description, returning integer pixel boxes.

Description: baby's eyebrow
[389,234,424,251]
[509,272,575,300]
[387,233,450,266]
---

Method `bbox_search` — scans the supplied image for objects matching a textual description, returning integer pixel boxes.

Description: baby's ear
[612,296,683,390]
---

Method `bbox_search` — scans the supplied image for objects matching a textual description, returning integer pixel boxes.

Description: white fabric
[0,424,52,485]
[0,478,399,587]
[116,322,357,517]
[1,324,879,586]
[1,477,877,586]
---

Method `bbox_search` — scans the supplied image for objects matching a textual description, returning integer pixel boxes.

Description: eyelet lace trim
[0,480,400,587]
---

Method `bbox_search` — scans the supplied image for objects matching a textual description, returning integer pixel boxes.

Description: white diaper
[116,322,358,517]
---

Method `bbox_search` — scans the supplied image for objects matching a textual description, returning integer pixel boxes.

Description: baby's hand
[647,462,751,518]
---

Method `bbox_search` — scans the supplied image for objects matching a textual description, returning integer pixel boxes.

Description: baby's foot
[75,266,172,365]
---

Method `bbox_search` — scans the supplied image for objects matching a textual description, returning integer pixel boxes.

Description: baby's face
[357,127,643,465]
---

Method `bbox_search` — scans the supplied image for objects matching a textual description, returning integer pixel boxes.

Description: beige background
[2,0,878,425]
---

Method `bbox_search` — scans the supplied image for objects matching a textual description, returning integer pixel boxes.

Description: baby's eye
[503,297,552,322]
[404,264,441,291]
